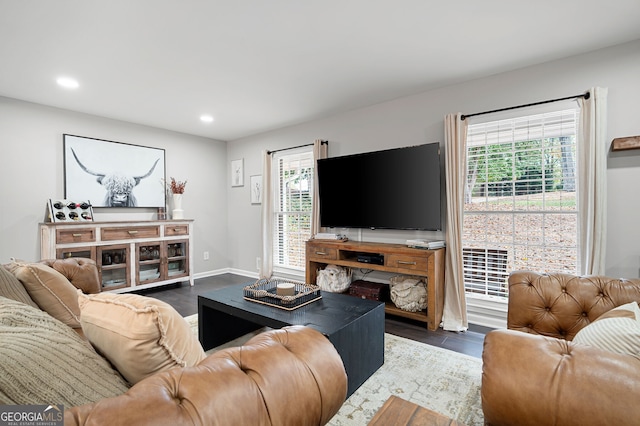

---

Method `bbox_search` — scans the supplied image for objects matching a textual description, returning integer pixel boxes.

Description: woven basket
[316,264,351,293]
[389,275,427,312]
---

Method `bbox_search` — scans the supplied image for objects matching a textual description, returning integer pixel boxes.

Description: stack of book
[406,239,445,249]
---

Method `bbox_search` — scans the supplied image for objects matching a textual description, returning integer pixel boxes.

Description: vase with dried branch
[164,177,187,219]
[169,177,187,194]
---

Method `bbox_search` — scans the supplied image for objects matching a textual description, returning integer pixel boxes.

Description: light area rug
[184,314,483,425]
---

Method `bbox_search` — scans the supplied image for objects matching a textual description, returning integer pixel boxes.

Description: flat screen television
[317,143,441,231]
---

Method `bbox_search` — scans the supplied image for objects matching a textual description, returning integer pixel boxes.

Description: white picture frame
[250,175,262,204]
[231,159,244,187]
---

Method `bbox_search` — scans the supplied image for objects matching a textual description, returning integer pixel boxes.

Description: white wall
[2,40,639,282]
[227,39,640,279]
[0,98,229,275]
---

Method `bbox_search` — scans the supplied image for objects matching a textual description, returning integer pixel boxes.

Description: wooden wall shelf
[611,136,640,151]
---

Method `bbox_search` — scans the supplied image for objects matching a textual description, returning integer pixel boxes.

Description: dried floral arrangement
[169,177,187,194]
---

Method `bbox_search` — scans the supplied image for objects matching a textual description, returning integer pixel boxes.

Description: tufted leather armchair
[482,271,640,426]
[39,257,102,294]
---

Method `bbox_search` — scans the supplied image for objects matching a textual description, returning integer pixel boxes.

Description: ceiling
[1,1,639,141]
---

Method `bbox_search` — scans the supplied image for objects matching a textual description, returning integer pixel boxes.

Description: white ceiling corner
[0,0,639,141]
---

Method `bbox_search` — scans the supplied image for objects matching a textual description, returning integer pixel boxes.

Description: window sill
[272,266,305,282]
[465,293,508,329]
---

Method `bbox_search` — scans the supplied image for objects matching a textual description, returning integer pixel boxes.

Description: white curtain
[260,150,273,278]
[443,113,469,331]
[578,87,608,275]
[311,139,328,236]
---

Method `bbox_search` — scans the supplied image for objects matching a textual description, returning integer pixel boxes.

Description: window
[463,109,579,300]
[273,150,314,271]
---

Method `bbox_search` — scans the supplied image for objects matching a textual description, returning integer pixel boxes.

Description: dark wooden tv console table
[306,240,445,331]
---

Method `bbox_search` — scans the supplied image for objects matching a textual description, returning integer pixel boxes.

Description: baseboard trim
[228,268,259,279]
[193,268,258,281]
[193,268,229,280]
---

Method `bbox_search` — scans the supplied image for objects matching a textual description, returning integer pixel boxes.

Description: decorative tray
[243,278,322,311]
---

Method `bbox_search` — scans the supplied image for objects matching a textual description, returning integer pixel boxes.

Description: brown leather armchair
[482,271,640,426]
[39,257,101,294]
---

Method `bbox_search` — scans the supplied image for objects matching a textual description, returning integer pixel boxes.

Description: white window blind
[463,109,580,300]
[273,150,314,271]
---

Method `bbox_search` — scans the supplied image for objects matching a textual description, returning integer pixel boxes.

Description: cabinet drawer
[101,226,160,241]
[56,228,96,244]
[386,254,428,271]
[164,225,189,236]
[308,247,338,261]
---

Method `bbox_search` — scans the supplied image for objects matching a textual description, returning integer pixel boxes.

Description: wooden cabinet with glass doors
[40,220,194,293]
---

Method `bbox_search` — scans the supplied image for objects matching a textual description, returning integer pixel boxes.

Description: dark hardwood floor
[137,273,491,359]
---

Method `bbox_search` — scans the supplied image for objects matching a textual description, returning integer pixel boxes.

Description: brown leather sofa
[66,325,347,425]
[1,258,347,425]
[482,271,640,426]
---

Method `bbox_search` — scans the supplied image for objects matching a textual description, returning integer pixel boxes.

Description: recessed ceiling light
[200,114,214,123]
[56,77,79,89]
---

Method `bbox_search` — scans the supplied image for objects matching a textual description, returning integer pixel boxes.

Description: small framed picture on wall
[231,159,244,187]
[250,175,262,204]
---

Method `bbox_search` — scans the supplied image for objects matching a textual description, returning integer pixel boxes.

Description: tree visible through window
[273,150,314,271]
[463,109,579,299]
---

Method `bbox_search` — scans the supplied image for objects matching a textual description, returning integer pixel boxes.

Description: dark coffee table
[198,283,385,397]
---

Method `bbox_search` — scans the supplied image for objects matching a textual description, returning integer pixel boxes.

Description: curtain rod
[460,91,590,121]
[267,140,328,155]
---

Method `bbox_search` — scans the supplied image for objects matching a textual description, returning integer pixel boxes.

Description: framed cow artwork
[63,134,166,208]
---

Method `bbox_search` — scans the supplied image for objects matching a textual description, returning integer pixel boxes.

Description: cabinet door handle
[72,233,82,237]
[128,230,138,235]
[398,260,417,265]
[315,251,328,256]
